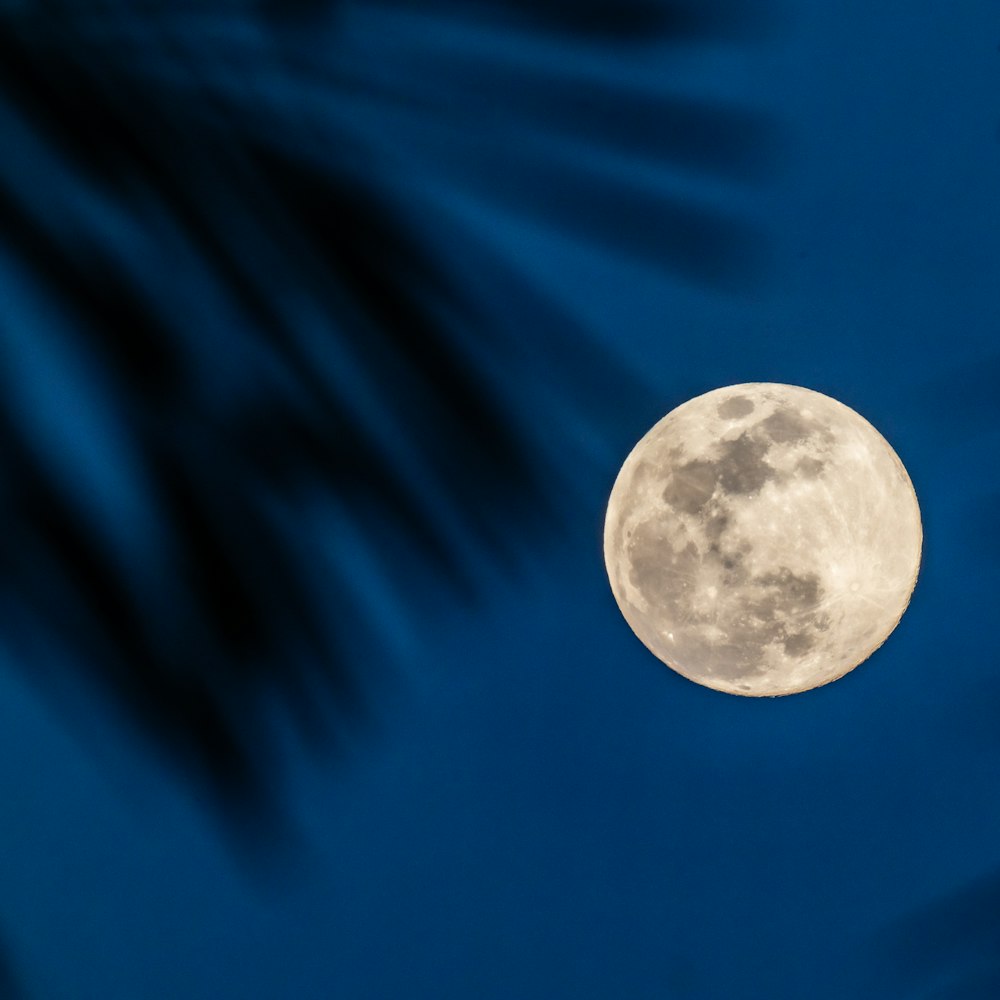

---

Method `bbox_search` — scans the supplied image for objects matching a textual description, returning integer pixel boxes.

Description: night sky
[1,1,999,997]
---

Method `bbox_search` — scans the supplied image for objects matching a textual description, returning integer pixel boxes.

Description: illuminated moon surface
[604,384,922,696]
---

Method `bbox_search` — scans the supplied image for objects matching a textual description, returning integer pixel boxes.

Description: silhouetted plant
[0,0,774,834]
[872,873,1000,998]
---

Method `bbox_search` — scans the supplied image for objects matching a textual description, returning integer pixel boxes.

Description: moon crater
[604,384,921,696]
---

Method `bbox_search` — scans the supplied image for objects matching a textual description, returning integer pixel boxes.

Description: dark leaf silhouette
[873,873,1000,999]
[373,0,776,40]
[0,932,22,999]
[0,0,775,836]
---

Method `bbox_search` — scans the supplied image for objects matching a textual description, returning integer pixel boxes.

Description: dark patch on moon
[715,433,773,496]
[704,512,729,541]
[627,522,700,608]
[717,396,755,419]
[796,456,825,478]
[662,460,718,514]
[762,404,836,447]
[754,566,822,611]
[782,632,815,656]
[758,406,817,444]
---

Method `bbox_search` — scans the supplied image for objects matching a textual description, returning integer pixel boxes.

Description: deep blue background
[1,1,999,997]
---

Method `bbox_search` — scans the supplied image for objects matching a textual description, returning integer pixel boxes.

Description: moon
[604,383,921,696]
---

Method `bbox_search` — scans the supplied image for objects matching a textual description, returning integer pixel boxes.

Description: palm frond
[872,873,1000,998]
[0,0,774,827]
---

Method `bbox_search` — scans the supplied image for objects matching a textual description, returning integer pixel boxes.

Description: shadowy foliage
[0,0,774,831]
[873,873,1000,999]
[0,933,22,1000]
[374,0,776,40]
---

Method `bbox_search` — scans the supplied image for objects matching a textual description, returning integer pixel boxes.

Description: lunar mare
[604,384,921,696]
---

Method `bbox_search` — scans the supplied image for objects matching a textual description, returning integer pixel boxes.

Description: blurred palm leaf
[0,0,774,823]
[873,873,1000,999]
[0,936,21,999]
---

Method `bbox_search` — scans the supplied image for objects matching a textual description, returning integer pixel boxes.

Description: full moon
[604,384,921,696]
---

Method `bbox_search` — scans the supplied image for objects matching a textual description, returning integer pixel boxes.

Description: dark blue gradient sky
[1,1,998,997]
